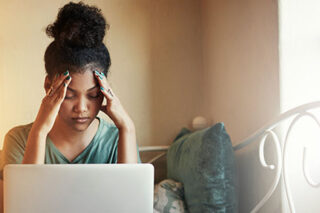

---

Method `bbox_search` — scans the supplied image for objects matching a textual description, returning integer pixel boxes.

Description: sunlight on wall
[279,0,320,110]
[279,0,320,212]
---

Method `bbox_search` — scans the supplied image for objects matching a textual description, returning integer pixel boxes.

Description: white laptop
[4,164,154,213]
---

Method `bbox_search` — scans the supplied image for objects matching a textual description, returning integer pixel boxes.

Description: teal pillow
[167,123,238,213]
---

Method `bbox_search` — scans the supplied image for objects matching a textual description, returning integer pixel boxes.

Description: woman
[0,1,139,177]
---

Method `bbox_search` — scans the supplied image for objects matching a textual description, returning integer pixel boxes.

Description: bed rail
[139,101,320,213]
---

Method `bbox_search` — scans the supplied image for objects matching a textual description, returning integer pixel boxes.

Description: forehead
[68,70,99,92]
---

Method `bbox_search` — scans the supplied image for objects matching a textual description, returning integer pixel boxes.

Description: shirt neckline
[46,117,103,163]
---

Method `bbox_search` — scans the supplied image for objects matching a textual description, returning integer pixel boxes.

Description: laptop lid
[4,164,154,213]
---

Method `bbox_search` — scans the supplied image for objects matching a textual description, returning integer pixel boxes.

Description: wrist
[116,120,135,133]
[29,124,49,139]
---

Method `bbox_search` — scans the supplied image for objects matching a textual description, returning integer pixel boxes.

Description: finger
[46,86,54,96]
[46,74,60,96]
[93,70,115,96]
[50,70,70,92]
[93,70,109,86]
[93,70,105,81]
[100,105,107,112]
[94,70,113,97]
[100,86,114,101]
[53,73,61,81]
[52,76,72,102]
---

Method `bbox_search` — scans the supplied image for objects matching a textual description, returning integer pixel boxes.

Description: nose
[73,96,88,114]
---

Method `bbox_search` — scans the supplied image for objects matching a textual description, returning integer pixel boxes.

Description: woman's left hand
[93,70,134,131]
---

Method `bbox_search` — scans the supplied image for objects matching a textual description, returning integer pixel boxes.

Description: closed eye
[64,96,74,100]
[88,93,101,98]
[65,91,75,99]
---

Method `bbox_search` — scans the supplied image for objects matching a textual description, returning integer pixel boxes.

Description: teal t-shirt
[0,117,141,179]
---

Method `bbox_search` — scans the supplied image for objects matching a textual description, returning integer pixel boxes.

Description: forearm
[117,124,138,164]
[22,127,47,164]
[0,180,3,213]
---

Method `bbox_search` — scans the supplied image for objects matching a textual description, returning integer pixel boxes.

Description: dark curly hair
[44,1,111,79]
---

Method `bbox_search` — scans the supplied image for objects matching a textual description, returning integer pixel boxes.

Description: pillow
[153,179,187,213]
[167,123,238,213]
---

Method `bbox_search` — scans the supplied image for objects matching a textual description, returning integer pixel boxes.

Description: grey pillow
[154,179,187,213]
[167,123,238,213]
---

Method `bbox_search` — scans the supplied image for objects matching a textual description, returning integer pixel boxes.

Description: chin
[70,118,95,132]
[72,124,90,132]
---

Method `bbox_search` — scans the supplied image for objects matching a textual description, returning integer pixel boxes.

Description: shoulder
[95,117,119,143]
[3,122,33,151]
[5,123,33,140]
[98,117,119,134]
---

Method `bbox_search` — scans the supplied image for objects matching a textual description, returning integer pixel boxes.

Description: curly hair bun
[46,1,107,48]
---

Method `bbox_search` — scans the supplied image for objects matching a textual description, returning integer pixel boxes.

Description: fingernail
[66,76,71,80]
[100,86,104,91]
[99,76,103,80]
[63,70,69,76]
[100,72,105,76]
[64,82,67,87]
[94,70,99,75]
[55,73,59,78]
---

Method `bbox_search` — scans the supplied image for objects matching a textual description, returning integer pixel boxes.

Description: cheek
[59,100,73,112]
[94,97,104,109]
[88,97,103,112]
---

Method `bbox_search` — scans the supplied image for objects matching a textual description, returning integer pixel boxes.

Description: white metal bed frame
[139,101,320,213]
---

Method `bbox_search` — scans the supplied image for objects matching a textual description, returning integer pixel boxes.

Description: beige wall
[201,0,280,144]
[149,0,204,145]
[201,0,280,212]
[0,0,204,147]
[0,0,280,144]
[0,0,54,146]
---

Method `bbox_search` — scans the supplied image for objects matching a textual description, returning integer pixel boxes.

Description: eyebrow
[67,85,99,92]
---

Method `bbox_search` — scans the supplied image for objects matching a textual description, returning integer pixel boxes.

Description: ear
[44,75,52,93]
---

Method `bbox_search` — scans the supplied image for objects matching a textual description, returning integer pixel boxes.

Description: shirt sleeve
[0,129,26,180]
[111,143,142,164]
[137,143,142,163]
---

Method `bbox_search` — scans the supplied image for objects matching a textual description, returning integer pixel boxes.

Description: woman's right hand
[32,71,72,135]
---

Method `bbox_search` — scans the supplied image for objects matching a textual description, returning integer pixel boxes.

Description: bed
[139,101,320,213]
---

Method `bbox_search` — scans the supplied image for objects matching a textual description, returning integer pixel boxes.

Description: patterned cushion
[153,179,187,213]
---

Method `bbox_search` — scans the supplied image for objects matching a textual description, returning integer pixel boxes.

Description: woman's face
[57,68,104,131]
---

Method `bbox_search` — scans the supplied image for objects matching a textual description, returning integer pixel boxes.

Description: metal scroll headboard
[139,101,320,213]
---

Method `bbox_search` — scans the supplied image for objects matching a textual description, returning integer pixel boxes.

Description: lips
[72,117,90,123]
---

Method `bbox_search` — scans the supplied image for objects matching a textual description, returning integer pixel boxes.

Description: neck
[48,117,99,147]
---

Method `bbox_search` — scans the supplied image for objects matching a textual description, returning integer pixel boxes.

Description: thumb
[100,105,107,112]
